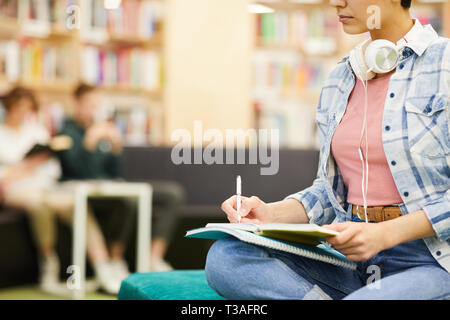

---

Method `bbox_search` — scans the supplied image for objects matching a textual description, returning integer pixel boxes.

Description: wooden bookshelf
[0,0,165,146]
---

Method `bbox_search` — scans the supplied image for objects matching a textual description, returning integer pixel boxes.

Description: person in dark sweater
[58,83,185,273]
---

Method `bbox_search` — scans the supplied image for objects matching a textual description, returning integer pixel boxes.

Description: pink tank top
[331,74,403,206]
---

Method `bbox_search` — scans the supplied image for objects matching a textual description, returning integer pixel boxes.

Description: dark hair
[2,86,38,112]
[74,83,97,100]
[401,0,412,9]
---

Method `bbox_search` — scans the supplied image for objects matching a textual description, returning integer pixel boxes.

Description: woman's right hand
[221,195,274,224]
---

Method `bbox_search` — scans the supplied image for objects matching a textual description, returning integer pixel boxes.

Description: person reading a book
[57,83,185,273]
[0,86,124,295]
[205,0,450,300]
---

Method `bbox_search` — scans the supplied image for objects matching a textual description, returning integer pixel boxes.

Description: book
[186,223,357,270]
[80,45,161,91]
[24,135,72,158]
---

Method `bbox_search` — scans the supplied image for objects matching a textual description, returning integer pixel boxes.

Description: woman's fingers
[338,246,363,255]
[221,195,237,216]
[240,217,261,225]
[221,196,238,223]
[221,195,262,223]
[240,196,262,216]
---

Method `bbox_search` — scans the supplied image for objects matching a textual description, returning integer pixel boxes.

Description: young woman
[205,0,450,299]
[0,87,124,295]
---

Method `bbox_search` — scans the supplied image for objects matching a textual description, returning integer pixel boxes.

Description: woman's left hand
[322,222,389,262]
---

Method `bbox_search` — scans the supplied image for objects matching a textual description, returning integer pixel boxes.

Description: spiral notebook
[186,223,357,270]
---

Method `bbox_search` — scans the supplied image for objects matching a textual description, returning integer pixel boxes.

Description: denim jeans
[205,203,450,300]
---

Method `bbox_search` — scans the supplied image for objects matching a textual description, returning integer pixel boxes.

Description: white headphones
[346,38,400,222]
[349,38,400,81]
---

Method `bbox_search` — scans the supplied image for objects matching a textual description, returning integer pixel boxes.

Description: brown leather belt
[352,204,403,223]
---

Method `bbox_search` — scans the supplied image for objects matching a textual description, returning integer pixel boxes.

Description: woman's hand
[221,195,274,224]
[322,221,389,261]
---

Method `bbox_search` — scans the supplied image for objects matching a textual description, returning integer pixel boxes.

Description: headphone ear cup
[365,40,399,74]
[349,41,375,81]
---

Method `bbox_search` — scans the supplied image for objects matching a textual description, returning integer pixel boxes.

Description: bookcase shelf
[0,0,166,147]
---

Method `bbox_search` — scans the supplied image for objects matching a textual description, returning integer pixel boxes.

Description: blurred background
[0,0,448,300]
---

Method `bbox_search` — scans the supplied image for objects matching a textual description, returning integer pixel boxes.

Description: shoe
[94,262,123,295]
[150,259,174,272]
[110,259,130,281]
[38,254,62,294]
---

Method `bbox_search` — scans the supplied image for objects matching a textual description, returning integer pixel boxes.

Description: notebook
[186,223,357,270]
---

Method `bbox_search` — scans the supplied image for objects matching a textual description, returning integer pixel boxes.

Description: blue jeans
[205,203,450,300]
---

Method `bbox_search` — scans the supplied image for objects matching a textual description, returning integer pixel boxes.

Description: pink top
[331,73,403,206]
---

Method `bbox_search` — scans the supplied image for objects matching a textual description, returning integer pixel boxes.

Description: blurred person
[0,87,124,295]
[58,83,185,273]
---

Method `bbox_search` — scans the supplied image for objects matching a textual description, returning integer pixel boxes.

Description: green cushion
[118,270,225,300]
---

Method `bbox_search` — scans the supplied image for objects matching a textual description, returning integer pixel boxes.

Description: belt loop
[381,206,386,222]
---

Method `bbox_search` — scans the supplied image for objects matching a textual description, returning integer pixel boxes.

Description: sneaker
[94,262,123,295]
[110,259,130,281]
[150,259,174,272]
[38,255,61,294]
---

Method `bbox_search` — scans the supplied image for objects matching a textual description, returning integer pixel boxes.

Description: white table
[70,181,152,300]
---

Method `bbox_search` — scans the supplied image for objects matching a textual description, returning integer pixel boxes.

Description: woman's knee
[205,238,264,296]
[205,238,236,295]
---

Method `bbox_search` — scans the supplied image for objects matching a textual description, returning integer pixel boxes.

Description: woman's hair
[2,86,38,112]
[401,0,412,9]
[74,83,97,100]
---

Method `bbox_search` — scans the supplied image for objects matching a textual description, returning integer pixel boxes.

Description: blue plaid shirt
[286,20,450,273]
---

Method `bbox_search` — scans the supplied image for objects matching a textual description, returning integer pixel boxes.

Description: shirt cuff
[422,192,450,242]
[284,188,328,225]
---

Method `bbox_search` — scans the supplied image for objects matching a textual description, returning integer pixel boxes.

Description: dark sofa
[0,147,319,288]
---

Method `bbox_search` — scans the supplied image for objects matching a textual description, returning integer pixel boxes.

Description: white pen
[236,175,242,224]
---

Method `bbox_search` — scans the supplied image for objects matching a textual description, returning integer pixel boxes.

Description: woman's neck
[369,14,414,44]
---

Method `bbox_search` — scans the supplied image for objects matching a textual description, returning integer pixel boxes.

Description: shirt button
[402,49,410,57]
[436,251,442,256]
[390,93,395,98]
[385,125,391,131]
[391,160,397,166]
[403,191,409,197]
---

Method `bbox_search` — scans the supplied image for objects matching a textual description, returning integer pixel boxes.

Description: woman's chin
[341,24,368,35]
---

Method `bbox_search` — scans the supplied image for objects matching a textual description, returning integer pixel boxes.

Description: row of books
[253,50,333,99]
[0,0,18,18]
[0,39,76,83]
[0,39,162,91]
[0,0,78,36]
[1,0,163,40]
[0,40,20,80]
[81,46,161,91]
[256,9,339,53]
[254,99,318,149]
[114,107,156,146]
[84,0,163,40]
[0,101,159,146]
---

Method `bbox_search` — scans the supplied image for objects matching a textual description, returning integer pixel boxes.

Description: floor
[0,281,116,300]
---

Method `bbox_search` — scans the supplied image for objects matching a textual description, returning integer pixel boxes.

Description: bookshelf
[252,0,450,150]
[0,0,165,146]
